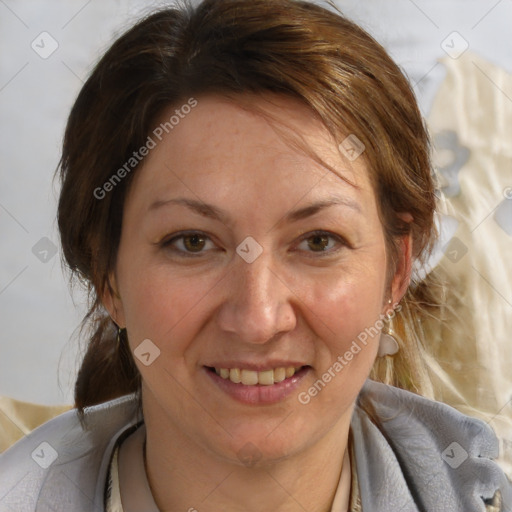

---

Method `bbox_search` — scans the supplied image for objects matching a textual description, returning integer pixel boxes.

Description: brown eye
[161,231,215,256]
[182,234,207,252]
[296,230,347,256]
[307,234,331,252]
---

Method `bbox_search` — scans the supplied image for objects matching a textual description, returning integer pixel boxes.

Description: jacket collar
[351,379,512,511]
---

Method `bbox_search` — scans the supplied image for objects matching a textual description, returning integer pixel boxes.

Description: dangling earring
[378,300,399,357]
[116,326,126,351]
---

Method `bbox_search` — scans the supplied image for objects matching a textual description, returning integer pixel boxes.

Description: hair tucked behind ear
[58,0,440,414]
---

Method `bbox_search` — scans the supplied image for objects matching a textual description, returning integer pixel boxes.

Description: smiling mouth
[206,366,306,386]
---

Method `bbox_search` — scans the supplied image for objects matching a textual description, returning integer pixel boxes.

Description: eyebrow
[147,196,361,226]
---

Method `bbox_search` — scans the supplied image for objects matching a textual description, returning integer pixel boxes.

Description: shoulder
[0,394,140,512]
[0,395,72,453]
[351,379,512,511]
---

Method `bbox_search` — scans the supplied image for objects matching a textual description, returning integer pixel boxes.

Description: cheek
[299,253,388,346]
[117,260,212,354]
[295,259,387,410]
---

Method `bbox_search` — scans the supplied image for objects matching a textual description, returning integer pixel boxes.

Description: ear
[387,214,414,312]
[101,272,126,328]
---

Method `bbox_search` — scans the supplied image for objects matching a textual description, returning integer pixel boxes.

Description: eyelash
[160,230,348,258]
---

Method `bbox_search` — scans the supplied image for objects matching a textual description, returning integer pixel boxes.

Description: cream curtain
[425,51,512,479]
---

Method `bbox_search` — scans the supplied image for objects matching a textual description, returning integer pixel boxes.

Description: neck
[142,396,353,512]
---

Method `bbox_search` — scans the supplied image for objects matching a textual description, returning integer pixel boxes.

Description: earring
[378,299,399,357]
[378,330,399,357]
[116,326,126,351]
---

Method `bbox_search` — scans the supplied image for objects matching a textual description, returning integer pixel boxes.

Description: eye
[296,230,347,255]
[161,231,216,256]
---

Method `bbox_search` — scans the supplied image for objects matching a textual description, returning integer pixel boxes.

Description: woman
[0,0,510,510]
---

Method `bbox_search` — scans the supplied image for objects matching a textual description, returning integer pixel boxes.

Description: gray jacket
[1,379,510,511]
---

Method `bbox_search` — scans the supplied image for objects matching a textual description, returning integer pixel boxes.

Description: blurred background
[0,0,511,462]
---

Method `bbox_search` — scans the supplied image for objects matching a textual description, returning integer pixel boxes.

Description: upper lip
[205,361,308,371]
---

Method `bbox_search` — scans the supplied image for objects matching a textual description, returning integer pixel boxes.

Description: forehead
[125,93,374,213]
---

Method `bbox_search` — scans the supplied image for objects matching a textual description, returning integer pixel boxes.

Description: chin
[210,416,320,467]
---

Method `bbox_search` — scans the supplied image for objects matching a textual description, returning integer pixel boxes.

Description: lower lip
[204,367,311,405]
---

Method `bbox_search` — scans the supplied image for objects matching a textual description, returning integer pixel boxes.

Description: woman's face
[106,94,409,465]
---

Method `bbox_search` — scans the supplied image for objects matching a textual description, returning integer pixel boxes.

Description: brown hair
[57,0,439,413]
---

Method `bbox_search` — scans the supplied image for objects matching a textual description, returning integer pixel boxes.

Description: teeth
[229,368,241,383]
[215,366,302,385]
[258,370,274,386]
[273,367,286,383]
[285,367,296,378]
[241,369,259,385]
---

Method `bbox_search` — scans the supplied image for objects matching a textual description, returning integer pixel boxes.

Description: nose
[215,252,297,344]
